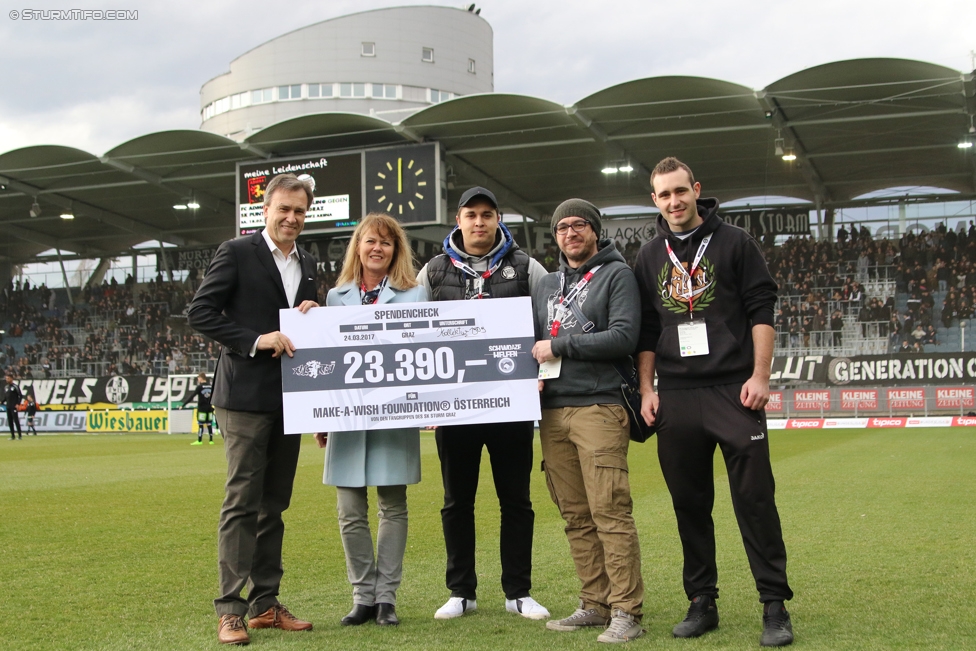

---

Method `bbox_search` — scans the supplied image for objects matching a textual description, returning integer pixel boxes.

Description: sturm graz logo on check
[497,357,516,374]
[292,360,336,378]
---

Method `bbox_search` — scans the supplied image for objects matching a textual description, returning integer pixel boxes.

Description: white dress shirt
[249,229,302,356]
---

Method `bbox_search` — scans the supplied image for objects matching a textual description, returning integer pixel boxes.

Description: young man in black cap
[417,186,550,621]
[634,158,794,647]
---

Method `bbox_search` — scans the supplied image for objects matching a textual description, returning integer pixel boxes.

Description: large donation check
[279,296,541,433]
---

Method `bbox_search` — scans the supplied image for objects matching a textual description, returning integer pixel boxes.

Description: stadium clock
[364,144,438,224]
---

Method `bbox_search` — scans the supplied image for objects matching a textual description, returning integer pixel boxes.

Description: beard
[563,242,597,266]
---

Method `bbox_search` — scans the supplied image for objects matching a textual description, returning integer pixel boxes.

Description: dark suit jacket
[188,232,317,413]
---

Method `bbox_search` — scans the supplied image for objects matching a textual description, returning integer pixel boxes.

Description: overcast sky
[2,0,974,156]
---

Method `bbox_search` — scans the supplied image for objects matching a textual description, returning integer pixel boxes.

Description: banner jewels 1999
[279,297,541,433]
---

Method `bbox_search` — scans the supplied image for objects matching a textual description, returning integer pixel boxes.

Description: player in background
[25,392,38,435]
[183,373,216,445]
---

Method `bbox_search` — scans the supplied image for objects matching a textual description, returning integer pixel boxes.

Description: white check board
[280,297,541,433]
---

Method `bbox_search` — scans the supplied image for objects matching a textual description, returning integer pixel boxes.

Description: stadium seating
[3,221,974,381]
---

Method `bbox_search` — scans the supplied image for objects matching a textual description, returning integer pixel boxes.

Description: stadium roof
[1,58,974,263]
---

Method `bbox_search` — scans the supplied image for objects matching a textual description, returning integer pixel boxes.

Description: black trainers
[760,601,794,647]
[672,595,719,638]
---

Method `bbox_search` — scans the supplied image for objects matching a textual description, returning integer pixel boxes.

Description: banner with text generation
[279,297,541,433]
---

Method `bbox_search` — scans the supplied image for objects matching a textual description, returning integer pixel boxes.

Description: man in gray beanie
[532,198,645,643]
[550,199,603,240]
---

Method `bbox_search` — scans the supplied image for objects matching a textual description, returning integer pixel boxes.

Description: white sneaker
[505,596,551,620]
[597,609,645,643]
[434,597,477,620]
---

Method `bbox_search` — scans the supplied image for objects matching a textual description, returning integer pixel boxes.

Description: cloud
[0,94,199,155]
[0,0,973,154]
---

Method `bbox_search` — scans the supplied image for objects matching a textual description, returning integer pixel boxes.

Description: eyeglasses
[554,220,590,235]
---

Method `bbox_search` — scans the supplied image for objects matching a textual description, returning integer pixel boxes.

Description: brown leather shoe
[218,614,250,645]
[248,604,313,631]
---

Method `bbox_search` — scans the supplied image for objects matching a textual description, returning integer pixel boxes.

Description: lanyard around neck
[665,233,711,315]
[450,256,504,300]
[550,264,603,336]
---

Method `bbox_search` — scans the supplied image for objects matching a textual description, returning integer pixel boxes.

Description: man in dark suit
[188,173,319,645]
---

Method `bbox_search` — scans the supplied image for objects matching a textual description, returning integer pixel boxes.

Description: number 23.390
[344,347,456,384]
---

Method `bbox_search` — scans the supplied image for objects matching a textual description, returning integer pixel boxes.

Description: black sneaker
[760,601,793,647]
[672,595,719,638]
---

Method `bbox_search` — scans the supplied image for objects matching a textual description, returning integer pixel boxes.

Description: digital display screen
[237,153,363,236]
[236,144,442,238]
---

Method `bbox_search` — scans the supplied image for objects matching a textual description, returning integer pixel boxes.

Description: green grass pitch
[1,427,974,650]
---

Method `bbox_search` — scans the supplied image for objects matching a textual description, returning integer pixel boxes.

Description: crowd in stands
[3,219,974,381]
[1,274,220,380]
[766,222,976,352]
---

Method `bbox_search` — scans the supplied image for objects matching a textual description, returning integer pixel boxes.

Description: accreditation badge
[538,357,562,380]
[677,321,709,357]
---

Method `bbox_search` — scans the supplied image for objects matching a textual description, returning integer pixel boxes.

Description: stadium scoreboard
[236,142,443,236]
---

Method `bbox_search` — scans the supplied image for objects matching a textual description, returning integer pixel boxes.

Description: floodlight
[774,137,785,157]
[782,148,797,161]
[959,140,974,149]
[187,201,201,209]
[618,165,634,173]
[601,167,618,174]
[60,211,75,220]
[173,204,188,210]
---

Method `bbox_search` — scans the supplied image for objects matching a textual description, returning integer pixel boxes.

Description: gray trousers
[336,485,408,606]
[213,407,302,617]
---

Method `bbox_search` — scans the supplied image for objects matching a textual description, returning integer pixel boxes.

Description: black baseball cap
[457,186,498,210]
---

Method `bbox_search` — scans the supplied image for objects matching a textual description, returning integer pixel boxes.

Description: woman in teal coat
[315,212,426,627]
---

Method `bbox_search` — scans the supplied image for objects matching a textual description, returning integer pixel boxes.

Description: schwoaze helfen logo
[657,258,716,314]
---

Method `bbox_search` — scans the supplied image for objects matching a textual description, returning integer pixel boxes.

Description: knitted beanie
[551,199,602,237]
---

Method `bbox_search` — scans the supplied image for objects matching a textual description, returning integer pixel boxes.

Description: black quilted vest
[426,249,531,300]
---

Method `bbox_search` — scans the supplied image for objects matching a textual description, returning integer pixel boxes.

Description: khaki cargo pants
[540,403,644,618]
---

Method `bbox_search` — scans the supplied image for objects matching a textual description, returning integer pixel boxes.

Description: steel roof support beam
[566,105,654,193]
[393,123,425,144]
[0,171,238,200]
[0,173,181,247]
[783,108,966,128]
[756,91,831,206]
[3,222,98,256]
[240,142,271,159]
[806,143,965,159]
[962,72,976,192]
[98,156,228,215]
[443,154,541,220]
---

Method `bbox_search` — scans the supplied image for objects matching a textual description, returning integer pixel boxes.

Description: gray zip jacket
[532,239,640,409]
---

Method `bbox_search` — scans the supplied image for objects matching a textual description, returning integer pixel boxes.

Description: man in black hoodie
[634,158,794,647]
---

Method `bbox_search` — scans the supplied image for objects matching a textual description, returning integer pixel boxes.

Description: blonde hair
[336,213,419,290]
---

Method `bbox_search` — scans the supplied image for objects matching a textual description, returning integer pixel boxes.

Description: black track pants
[435,421,535,601]
[656,383,793,603]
